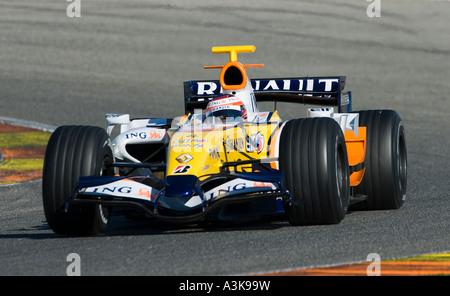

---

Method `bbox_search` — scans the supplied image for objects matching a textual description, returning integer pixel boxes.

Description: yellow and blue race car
[42,46,407,235]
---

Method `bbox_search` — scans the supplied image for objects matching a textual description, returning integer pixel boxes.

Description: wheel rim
[335,140,347,204]
[397,124,407,198]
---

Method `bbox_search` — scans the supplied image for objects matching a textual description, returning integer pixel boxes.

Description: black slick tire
[279,118,350,225]
[42,125,114,235]
[351,110,407,210]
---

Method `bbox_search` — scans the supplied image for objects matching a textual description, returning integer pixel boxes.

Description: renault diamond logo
[176,154,193,163]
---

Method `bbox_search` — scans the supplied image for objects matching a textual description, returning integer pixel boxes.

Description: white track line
[0,116,56,132]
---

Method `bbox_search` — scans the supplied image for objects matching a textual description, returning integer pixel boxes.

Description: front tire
[42,126,114,235]
[279,118,350,225]
[351,110,407,210]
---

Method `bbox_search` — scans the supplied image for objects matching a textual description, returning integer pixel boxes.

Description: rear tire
[42,126,114,235]
[351,110,407,210]
[279,118,350,225]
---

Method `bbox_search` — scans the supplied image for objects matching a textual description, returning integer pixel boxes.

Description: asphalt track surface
[0,0,449,276]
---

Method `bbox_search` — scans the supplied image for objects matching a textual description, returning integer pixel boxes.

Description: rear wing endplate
[184,76,352,114]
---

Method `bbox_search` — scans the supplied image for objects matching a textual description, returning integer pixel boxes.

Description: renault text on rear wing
[184,76,352,114]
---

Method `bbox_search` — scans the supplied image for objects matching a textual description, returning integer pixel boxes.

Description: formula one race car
[42,45,407,235]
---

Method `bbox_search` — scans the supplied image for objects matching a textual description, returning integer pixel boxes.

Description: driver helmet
[206,95,247,120]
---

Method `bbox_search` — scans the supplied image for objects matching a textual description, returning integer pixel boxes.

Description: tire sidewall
[280,118,350,225]
[354,110,407,210]
[42,126,113,235]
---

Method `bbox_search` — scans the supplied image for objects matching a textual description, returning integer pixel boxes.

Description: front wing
[71,171,291,223]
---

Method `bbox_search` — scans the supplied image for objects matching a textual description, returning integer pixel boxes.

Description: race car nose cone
[165,175,198,197]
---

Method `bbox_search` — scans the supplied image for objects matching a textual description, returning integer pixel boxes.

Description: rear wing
[183,76,352,114]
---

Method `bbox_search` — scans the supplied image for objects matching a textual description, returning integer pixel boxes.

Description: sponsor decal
[195,78,340,96]
[204,179,276,200]
[172,139,207,145]
[203,180,247,201]
[176,153,193,163]
[224,128,265,154]
[246,131,264,154]
[225,135,245,153]
[208,147,220,160]
[171,138,208,150]
[341,92,350,106]
[196,81,221,95]
[207,105,235,116]
[84,179,158,201]
[172,165,191,174]
[92,186,133,194]
[137,187,157,200]
[254,112,269,123]
[125,129,164,140]
[253,181,276,188]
